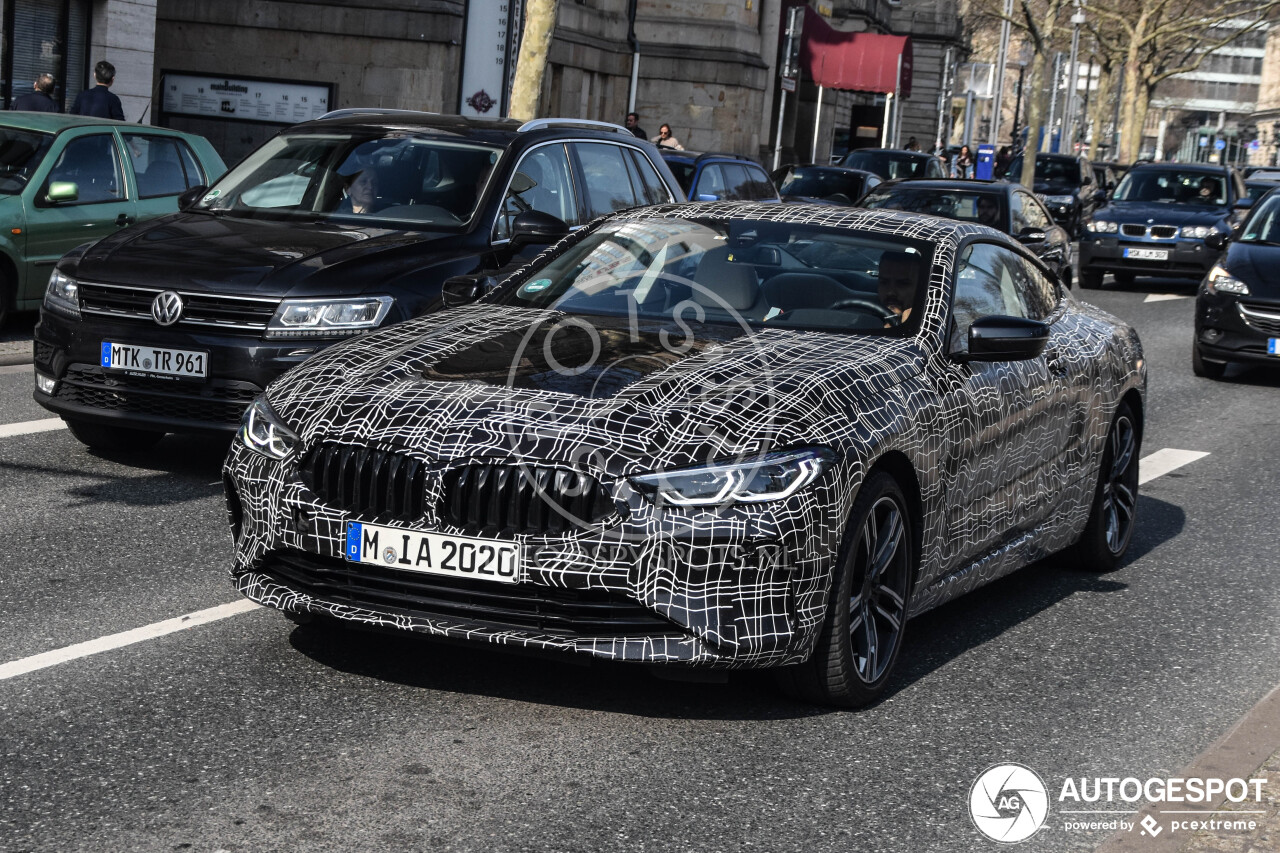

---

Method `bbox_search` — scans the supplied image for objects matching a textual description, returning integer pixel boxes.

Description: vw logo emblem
[151,291,184,326]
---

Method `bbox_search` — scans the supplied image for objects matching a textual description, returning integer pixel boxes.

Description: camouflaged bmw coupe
[224,203,1146,707]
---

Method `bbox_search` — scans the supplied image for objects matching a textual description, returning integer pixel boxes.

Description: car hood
[1098,200,1227,226]
[68,211,463,297]
[1224,242,1280,301]
[265,305,927,476]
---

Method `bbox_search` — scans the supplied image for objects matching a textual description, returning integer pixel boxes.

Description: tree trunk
[1117,53,1143,163]
[509,0,560,122]
[1086,63,1115,161]
[1020,50,1048,187]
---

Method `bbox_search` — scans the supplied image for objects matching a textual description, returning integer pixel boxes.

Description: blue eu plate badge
[1269,338,1279,356]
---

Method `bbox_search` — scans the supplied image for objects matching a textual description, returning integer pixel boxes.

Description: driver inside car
[876,250,921,326]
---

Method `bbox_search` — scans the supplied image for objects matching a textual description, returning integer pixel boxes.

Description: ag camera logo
[969,763,1050,843]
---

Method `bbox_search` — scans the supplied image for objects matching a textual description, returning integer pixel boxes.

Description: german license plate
[101,341,207,380]
[1123,247,1169,260]
[1269,339,1280,356]
[345,522,521,584]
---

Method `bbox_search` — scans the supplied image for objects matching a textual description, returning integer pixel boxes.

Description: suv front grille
[262,550,682,638]
[55,365,259,425]
[1238,303,1280,335]
[441,463,616,536]
[1121,224,1147,237]
[78,282,280,332]
[1150,225,1178,239]
[300,443,428,523]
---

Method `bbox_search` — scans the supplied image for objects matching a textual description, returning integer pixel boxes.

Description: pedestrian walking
[904,136,920,152]
[11,73,58,112]
[951,145,974,179]
[652,123,684,150]
[624,112,646,139]
[70,60,124,120]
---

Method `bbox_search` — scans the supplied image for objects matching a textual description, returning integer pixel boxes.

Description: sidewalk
[0,338,32,366]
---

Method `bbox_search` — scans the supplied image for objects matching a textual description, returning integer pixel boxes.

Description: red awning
[799,7,912,98]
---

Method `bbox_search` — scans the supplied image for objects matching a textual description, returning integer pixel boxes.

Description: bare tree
[509,0,560,121]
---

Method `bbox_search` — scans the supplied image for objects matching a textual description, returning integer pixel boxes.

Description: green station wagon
[0,114,225,325]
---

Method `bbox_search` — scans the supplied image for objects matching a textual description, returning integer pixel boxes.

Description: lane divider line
[1143,293,1192,303]
[0,600,261,681]
[0,418,66,438]
[1139,448,1210,485]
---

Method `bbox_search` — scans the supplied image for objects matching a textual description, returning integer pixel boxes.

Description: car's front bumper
[1195,290,1280,365]
[1079,236,1216,279]
[32,309,344,434]
[223,440,844,668]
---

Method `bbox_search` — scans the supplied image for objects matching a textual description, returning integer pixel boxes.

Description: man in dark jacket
[70,60,124,120]
[11,73,58,112]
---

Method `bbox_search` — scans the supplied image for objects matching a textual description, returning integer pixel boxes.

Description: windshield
[0,127,54,195]
[195,131,502,226]
[862,187,1004,228]
[1113,169,1228,205]
[841,151,930,180]
[494,218,932,334]
[777,168,869,201]
[1239,194,1280,243]
[1008,156,1082,186]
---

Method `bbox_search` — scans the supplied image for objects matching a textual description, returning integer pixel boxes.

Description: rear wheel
[780,471,914,707]
[1068,401,1140,572]
[1080,269,1104,289]
[1192,340,1227,379]
[64,418,164,452]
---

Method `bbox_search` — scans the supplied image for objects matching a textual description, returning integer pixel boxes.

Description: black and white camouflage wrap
[224,203,1146,668]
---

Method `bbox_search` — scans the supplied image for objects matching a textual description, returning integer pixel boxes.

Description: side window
[573,142,640,218]
[695,164,727,200]
[627,149,672,204]
[495,143,579,240]
[950,243,1034,351]
[927,158,945,178]
[44,133,123,204]
[743,164,777,200]
[1009,192,1031,233]
[722,163,753,200]
[1016,192,1052,230]
[124,134,202,198]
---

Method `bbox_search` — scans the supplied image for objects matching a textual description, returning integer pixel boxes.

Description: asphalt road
[1,277,1278,853]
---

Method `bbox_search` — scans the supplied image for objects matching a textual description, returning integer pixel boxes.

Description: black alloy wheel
[1069,401,1140,571]
[1192,340,1227,379]
[781,470,914,707]
[64,418,165,452]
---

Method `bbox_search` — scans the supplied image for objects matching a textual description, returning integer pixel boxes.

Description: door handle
[115,213,135,227]
[1045,349,1068,378]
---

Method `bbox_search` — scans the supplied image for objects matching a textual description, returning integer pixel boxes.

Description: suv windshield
[496,218,931,334]
[1113,169,1227,205]
[863,186,1003,225]
[777,168,866,200]
[196,131,502,226]
[0,127,54,195]
[1008,156,1082,186]
[841,151,929,180]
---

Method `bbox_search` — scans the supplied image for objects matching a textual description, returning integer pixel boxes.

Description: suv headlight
[43,269,81,320]
[238,397,300,460]
[1043,194,1075,205]
[265,296,393,338]
[1086,219,1118,233]
[1205,263,1249,295]
[1181,225,1215,239]
[629,447,835,507]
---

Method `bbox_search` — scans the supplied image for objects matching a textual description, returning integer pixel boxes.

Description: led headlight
[238,397,300,460]
[43,269,81,320]
[1181,225,1214,239]
[265,295,393,338]
[1205,263,1249,295]
[629,447,835,507]
[1043,194,1075,206]
[1086,220,1118,233]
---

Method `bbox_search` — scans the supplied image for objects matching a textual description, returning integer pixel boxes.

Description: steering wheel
[830,297,897,323]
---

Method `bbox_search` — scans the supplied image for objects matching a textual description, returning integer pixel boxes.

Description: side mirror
[45,181,78,203]
[509,210,569,248]
[1204,231,1229,251]
[441,274,498,308]
[1017,228,1047,244]
[955,315,1051,362]
[1092,189,1107,205]
[178,185,208,210]
[695,192,722,202]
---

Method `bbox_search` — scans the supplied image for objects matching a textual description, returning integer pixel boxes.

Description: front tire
[64,418,164,452]
[1069,401,1140,572]
[780,471,914,708]
[1192,341,1227,379]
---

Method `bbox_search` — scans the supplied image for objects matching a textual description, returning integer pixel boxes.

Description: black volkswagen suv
[1005,152,1102,238]
[33,112,684,449]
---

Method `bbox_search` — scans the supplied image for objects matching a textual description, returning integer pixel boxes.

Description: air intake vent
[300,444,428,522]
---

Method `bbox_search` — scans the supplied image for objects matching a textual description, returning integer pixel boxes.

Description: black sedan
[224,203,1146,707]
[1079,163,1248,289]
[770,163,881,205]
[1194,188,1280,378]
[859,179,1073,287]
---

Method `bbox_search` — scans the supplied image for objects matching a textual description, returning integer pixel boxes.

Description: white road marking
[0,600,261,681]
[1144,293,1192,303]
[1139,448,1210,485]
[0,417,66,438]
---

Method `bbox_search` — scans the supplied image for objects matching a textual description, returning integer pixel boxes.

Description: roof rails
[317,108,439,121]
[693,152,756,164]
[517,118,632,135]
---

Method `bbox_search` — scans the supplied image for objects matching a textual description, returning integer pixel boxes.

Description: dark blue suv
[660,151,780,202]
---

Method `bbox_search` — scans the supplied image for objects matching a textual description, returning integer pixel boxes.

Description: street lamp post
[1064,1,1085,153]
[991,0,1013,146]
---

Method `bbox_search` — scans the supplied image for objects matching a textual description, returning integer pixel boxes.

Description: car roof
[1128,162,1231,175]
[845,148,931,158]
[785,163,879,176]
[1,113,151,133]
[282,112,645,148]
[870,179,1010,193]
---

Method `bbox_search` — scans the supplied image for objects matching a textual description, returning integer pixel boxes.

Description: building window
[2,0,90,112]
